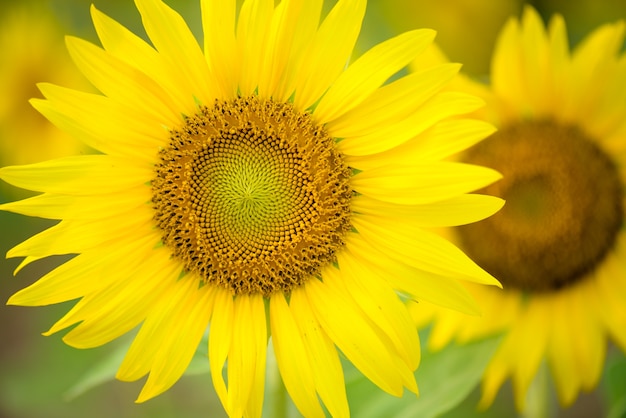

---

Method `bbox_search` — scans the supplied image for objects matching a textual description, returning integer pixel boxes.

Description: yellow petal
[270,293,326,418]
[60,248,182,349]
[90,5,193,114]
[427,307,468,351]
[7,208,153,259]
[344,233,480,314]
[0,188,149,220]
[32,84,167,160]
[12,256,46,275]
[345,118,495,170]
[208,287,234,409]
[350,161,501,205]
[509,298,551,409]
[479,353,510,409]
[547,293,579,406]
[315,29,435,124]
[236,0,274,96]
[289,286,349,418]
[567,287,605,392]
[292,0,365,111]
[137,283,215,402]
[7,233,159,307]
[352,215,500,287]
[519,6,552,116]
[337,250,421,373]
[351,194,504,227]
[338,92,486,156]
[563,21,625,121]
[456,285,521,343]
[201,0,238,98]
[594,250,626,352]
[491,17,525,112]
[65,36,180,126]
[306,271,406,396]
[326,63,460,138]
[272,0,323,102]
[547,14,570,106]
[256,0,303,97]
[134,0,216,106]
[0,155,152,194]
[227,294,267,418]
[115,271,195,384]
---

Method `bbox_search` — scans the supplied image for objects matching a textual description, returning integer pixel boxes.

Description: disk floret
[152,96,353,295]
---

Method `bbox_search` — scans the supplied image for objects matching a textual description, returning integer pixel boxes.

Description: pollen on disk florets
[457,120,624,292]
[152,96,353,296]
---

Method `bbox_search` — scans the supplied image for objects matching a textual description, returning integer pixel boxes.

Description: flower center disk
[457,121,624,292]
[152,96,353,296]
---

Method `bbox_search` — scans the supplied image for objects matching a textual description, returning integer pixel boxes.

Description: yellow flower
[0,4,88,168]
[0,0,502,416]
[410,5,626,410]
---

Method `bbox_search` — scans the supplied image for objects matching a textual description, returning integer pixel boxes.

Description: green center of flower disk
[457,121,624,293]
[152,96,353,296]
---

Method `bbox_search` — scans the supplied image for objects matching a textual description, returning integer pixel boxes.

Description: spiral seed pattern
[152,96,352,295]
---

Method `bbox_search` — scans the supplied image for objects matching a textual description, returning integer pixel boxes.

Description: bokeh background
[1,1,625,417]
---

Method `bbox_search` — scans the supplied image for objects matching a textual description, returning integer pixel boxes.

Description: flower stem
[523,362,552,418]
[267,342,289,418]
[272,370,288,418]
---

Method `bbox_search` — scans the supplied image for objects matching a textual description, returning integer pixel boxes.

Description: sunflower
[0,0,503,416]
[410,5,626,410]
[0,4,88,168]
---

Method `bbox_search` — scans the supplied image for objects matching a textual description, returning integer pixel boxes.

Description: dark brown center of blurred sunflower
[457,120,623,292]
[151,96,352,296]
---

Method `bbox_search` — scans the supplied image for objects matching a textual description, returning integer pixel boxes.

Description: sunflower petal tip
[494,196,506,210]
[28,97,43,107]
[485,273,503,289]
[135,386,156,404]
[6,294,19,306]
[417,27,437,42]
[12,257,34,275]
[406,378,419,396]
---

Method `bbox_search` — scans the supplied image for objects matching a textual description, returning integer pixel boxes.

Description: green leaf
[603,348,626,418]
[65,333,210,399]
[184,333,211,376]
[64,341,129,400]
[346,328,501,418]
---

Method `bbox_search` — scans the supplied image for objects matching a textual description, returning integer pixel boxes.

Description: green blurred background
[1,1,626,417]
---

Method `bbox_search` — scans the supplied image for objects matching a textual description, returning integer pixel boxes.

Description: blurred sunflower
[0,0,503,416]
[410,5,626,410]
[0,4,88,168]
